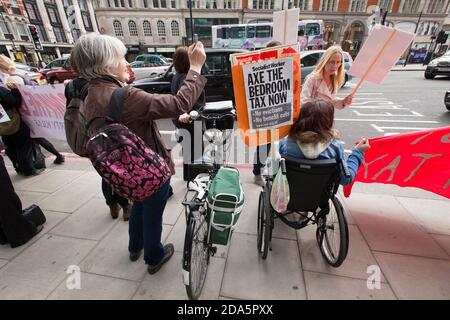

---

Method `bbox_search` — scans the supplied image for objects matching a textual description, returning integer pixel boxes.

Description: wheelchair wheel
[316,196,349,267]
[257,191,271,259]
[183,210,209,300]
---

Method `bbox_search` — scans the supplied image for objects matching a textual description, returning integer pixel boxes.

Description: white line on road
[349,105,406,109]
[370,124,433,132]
[352,110,424,117]
[160,130,175,135]
[335,118,438,123]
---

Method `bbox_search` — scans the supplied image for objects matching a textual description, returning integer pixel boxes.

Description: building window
[378,0,392,11]
[427,0,446,13]
[350,0,366,12]
[142,0,148,7]
[161,0,166,7]
[53,26,67,42]
[128,20,138,36]
[171,0,176,8]
[72,28,81,41]
[143,20,152,36]
[153,0,159,7]
[46,6,60,23]
[171,20,179,36]
[79,0,88,10]
[401,0,420,13]
[120,0,125,6]
[294,0,309,10]
[82,12,93,31]
[252,0,273,9]
[157,20,165,36]
[128,0,133,6]
[113,20,124,36]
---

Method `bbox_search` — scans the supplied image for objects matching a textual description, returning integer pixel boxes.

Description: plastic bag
[270,168,290,213]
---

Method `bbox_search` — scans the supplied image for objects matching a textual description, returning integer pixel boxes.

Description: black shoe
[168,186,174,199]
[53,155,65,164]
[147,243,174,274]
[129,250,142,262]
[9,225,44,248]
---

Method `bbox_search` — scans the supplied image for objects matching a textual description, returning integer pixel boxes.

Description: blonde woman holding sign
[301,45,353,109]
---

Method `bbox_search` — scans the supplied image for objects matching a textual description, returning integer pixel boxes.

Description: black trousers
[2,121,35,174]
[101,180,129,208]
[0,155,38,247]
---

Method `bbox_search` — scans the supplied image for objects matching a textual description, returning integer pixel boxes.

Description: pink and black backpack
[85,87,172,201]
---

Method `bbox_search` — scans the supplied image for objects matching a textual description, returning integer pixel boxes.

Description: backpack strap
[105,86,130,123]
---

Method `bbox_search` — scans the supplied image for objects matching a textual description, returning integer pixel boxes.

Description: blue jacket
[279,135,364,186]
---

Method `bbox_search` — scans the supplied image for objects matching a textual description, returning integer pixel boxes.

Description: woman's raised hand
[342,93,354,108]
[188,41,206,74]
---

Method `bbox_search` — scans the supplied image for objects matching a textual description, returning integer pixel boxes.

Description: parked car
[134,54,171,67]
[39,57,68,77]
[14,62,46,85]
[132,49,247,103]
[46,58,78,84]
[425,50,450,79]
[445,90,450,111]
[46,61,135,85]
[129,61,169,81]
[300,50,353,86]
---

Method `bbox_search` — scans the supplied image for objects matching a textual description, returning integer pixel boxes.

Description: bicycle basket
[206,167,244,246]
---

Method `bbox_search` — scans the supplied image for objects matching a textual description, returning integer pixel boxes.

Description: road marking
[370,124,433,133]
[335,118,438,123]
[349,105,407,109]
[160,130,175,135]
[352,110,424,117]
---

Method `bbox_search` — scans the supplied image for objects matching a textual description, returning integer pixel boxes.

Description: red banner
[343,127,450,199]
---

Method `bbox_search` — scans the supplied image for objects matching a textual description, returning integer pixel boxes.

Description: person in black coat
[171,46,206,181]
[0,150,43,247]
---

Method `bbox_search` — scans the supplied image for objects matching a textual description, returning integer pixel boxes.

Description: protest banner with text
[17,84,67,140]
[343,127,450,199]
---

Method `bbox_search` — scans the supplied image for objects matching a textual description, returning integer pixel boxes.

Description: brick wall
[338,0,349,11]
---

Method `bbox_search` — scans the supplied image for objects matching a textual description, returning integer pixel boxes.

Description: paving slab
[430,234,450,257]
[37,172,101,213]
[304,271,396,300]
[8,169,54,190]
[51,198,119,241]
[298,224,387,282]
[134,252,225,300]
[47,272,139,300]
[221,233,306,300]
[15,190,50,209]
[396,197,450,236]
[346,193,448,259]
[17,169,86,193]
[80,221,172,281]
[0,234,96,299]
[0,210,69,260]
[0,259,7,269]
[374,252,450,300]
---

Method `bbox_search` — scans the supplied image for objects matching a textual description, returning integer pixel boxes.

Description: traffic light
[28,24,43,51]
[436,30,448,44]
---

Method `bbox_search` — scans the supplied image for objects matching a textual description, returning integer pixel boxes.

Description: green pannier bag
[206,167,244,246]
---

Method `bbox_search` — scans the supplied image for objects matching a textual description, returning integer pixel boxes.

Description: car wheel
[447,105,450,111]
[50,77,60,84]
[424,71,435,79]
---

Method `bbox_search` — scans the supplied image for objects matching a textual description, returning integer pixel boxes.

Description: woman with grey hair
[72,33,207,274]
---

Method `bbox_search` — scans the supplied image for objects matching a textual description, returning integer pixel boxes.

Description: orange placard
[231,45,301,147]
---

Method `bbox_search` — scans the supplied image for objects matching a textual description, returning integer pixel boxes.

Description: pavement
[0,152,449,300]
[390,63,427,71]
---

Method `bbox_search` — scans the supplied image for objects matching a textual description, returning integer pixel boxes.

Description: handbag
[0,107,20,136]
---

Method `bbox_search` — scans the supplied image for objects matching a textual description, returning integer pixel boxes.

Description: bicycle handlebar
[189,109,236,122]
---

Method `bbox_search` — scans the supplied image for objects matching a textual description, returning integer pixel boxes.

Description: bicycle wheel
[260,184,272,259]
[257,191,265,252]
[183,210,209,300]
[316,196,349,267]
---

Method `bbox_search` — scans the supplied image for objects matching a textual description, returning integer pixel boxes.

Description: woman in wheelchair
[279,99,370,185]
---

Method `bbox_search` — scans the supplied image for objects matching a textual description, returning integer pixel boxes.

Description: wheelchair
[257,156,349,267]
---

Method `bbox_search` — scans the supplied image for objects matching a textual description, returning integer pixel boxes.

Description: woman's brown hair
[291,99,338,143]
[172,46,190,74]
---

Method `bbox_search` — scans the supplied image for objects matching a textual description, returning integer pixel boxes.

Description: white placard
[243,57,294,131]
[349,25,415,85]
[0,104,10,123]
[272,8,299,45]
[17,84,67,140]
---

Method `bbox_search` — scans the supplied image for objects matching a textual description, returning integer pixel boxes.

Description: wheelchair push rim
[316,196,349,267]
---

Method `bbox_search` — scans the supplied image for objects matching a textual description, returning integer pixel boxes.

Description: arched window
[157,20,166,36]
[143,20,152,36]
[113,20,123,36]
[128,20,138,36]
[171,20,179,36]
[350,0,366,12]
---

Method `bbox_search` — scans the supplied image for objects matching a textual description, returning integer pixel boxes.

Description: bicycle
[181,102,237,300]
